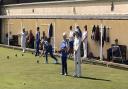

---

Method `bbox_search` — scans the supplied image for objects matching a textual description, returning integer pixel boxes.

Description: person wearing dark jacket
[44,38,58,64]
[107,39,119,61]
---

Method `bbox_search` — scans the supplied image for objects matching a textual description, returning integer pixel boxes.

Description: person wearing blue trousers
[44,38,58,64]
[35,27,40,56]
[60,32,69,76]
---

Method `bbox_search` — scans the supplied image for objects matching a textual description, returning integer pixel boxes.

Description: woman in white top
[21,28,26,53]
[73,31,81,77]
[82,25,88,58]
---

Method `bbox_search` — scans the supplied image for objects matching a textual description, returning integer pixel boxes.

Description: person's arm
[82,33,87,42]
[17,32,22,37]
[83,36,87,42]
[74,39,81,54]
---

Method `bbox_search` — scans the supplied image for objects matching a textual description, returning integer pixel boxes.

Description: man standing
[60,32,68,76]
[21,28,26,53]
[73,31,81,77]
[35,27,40,56]
[82,25,88,58]
[76,26,82,38]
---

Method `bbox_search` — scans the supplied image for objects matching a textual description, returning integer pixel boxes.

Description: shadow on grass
[55,63,61,65]
[79,76,111,82]
[68,75,111,82]
[50,63,61,65]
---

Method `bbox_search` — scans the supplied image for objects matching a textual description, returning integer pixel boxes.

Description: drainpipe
[0,0,3,43]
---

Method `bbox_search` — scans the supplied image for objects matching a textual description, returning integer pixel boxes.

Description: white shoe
[73,74,77,77]
[64,73,68,76]
[77,75,81,78]
[54,61,58,64]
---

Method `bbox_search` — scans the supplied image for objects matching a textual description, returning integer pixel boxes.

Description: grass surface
[0,47,128,89]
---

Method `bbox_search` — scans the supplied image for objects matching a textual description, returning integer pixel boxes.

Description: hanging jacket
[48,23,53,38]
[91,25,96,40]
[103,26,106,42]
[95,25,100,41]
[106,27,110,42]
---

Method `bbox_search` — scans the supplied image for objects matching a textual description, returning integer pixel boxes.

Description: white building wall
[3,2,128,16]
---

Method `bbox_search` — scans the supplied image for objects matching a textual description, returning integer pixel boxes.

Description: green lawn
[0,47,128,89]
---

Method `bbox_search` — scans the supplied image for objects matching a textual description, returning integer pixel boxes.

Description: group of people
[60,25,88,77]
[21,27,58,64]
[21,28,35,52]
[20,25,88,78]
[68,25,88,58]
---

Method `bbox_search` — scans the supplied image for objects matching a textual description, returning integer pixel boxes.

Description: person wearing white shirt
[69,26,74,58]
[69,26,74,42]
[9,32,13,45]
[9,32,13,40]
[21,28,27,53]
[73,31,81,77]
[82,25,88,58]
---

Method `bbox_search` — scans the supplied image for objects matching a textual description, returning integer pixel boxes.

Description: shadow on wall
[2,0,63,5]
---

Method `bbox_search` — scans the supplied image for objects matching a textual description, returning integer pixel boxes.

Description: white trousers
[21,40,26,53]
[83,41,87,58]
[74,52,81,77]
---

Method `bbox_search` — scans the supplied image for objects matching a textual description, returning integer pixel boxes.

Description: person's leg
[73,53,77,77]
[23,48,25,53]
[35,42,38,56]
[64,59,68,75]
[61,57,64,75]
[77,58,81,77]
[37,42,40,56]
[68,48,71,58]
[107,48,112,61]
[23,43,26,53]
[42,44,44,55]
[22,46,24,52]
[69,41,74,58]
[83,42,87,58]
[76,57,79,77]
[30,42,33,49]
[71,41,74,57]
[85,41,88,57]
[45,51,48,63]
[50,52,58,63]
[32,41,34,49]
